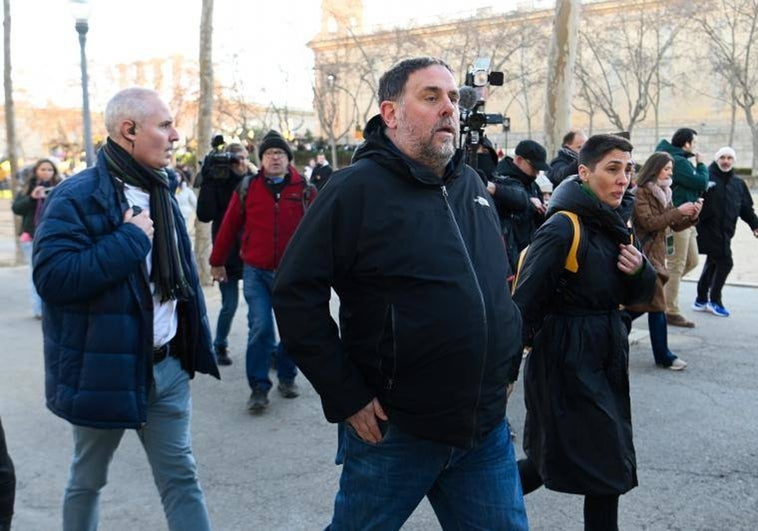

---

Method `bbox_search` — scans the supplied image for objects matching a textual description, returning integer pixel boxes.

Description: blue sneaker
[692,299,708,312]
[707,302,730,317]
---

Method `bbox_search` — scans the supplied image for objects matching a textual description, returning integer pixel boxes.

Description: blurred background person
[173,168,197,242]
[309,151,333,190]
[11,158,62,319]
[625,152,701,370]
[693,147,758,317]
[546,129,587,187]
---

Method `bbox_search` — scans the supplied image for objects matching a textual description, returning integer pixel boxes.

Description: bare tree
[4,0,22,264]
[312,68,358,169]
[544,0,581,157]
[575,0,689,138]
[696,0,758,176]
[195,0,214,285]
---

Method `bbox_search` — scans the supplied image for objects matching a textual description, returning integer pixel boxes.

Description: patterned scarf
[103,138,192,302]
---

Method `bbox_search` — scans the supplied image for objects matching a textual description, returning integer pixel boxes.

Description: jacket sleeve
[209,192,244,267]
[11,193,34,216]
[737,179,758,231]
[195,181,218,223]
[622,258,657,308]
[674,158,709,195]
[491,179,529,213]
[632,190,688,234]
[32,192,151,305]
[512,215,574,346]
[273,177,375,423]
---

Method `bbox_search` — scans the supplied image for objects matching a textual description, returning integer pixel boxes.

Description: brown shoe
[666,313,695,328]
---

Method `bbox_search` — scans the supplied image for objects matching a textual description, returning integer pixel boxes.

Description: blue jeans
[243,265,297,391]
[213,278,240,351]
[627,310,677,367]
[20,240,42,317]
[329,419,528,530]
[62,357,211,531]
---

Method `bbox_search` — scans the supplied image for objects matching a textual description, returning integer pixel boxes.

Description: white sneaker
[668,358,687,371]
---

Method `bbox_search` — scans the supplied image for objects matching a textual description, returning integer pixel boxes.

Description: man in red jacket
[210,130,313,412]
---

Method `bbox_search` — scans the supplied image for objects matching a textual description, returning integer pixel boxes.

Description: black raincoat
[513,176,656,495]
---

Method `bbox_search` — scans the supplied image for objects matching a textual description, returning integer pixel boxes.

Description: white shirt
[123,184,178,348]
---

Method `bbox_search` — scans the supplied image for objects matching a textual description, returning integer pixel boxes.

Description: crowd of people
[1,55,757,530]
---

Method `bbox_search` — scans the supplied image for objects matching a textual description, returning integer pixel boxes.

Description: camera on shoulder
[198,135,243,185]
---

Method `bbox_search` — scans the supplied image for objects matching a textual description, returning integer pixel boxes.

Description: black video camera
[198,135,242,184]
[459,57,505,170]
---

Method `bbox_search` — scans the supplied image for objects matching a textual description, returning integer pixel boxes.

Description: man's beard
[400,118,458,171]
[718,162,733,172]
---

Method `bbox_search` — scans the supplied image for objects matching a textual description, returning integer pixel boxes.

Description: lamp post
[70,0,94,167]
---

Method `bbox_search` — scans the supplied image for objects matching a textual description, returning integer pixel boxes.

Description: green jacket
[655,139,709,206]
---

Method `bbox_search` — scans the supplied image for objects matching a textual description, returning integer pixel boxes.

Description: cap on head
[515,140,550,171]
[714,146,736,161]
[259,130,293,161]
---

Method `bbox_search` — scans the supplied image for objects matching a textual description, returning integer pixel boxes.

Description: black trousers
[0,417,15,530]
[518,458,619,531]
[696,253,733,306]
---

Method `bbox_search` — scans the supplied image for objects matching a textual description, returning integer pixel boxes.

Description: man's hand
[123,208,154,240]
[346,398,388,444]
[211,266,227,283]
[529,197,547,215]
[486,181,496,196]
[695,152,704,164]
[617,243,643,275]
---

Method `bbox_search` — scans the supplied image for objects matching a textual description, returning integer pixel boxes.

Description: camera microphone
[458,86,478,112]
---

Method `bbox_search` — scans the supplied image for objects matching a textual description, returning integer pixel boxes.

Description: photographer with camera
[11,158,62,319]
[196,141,251,366]
[494,140,551,272]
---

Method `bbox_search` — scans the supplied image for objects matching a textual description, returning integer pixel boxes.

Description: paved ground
[1,194,758,530]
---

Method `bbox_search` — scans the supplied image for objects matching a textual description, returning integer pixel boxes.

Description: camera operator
[196,142,250,366]
[477,138,530,274]
[494,140,551,272]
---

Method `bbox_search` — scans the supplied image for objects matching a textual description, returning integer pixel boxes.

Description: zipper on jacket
[441,185,489,447]
[273,193,280,265]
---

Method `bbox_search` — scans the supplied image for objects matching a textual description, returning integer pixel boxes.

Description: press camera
[459,57,505,169]
[198,135,243,184]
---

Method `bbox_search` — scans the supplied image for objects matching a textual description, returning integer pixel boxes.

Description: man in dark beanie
[211,129,314,412]
[33,87,218,530]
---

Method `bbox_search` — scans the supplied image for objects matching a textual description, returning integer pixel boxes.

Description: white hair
[104,87,161,138]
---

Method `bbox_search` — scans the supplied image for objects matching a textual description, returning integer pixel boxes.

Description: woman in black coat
[513,135,656,530]
[11,158,61,318]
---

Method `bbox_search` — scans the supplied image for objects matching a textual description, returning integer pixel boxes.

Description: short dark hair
[377,57,452,103]
[671,128,697,148]
[579,134,634,169]
[562,131,578,146]
[226,143,246,155]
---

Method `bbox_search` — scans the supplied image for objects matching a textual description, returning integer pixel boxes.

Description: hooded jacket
[546,146,579,187]
[697,162,758,257]
[655,139,709,206]
[273,115,523,448]
[513,177,656,495]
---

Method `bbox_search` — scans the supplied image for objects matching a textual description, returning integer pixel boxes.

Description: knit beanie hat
[259,130,293,161]
[713,146,736,162]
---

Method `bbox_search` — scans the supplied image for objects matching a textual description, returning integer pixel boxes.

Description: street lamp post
[70,0,95,167]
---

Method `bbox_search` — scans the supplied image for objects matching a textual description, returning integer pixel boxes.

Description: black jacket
[513,177,656,496]
[546,147,579,187]
[697,162,758,257]
[273,115,523,448]
[310,162,333,190]
[11,177,55,237]
[494,157,545,271]
[196,170,245,280]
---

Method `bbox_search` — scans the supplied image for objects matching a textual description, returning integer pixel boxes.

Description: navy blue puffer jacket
[33,150,219,429]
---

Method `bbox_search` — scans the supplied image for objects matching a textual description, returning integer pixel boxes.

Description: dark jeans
[518,458,618,531]
[213,278,240,351]
[0,418,15,530]
[626,310,677,367]
[696,253,733,306]
[329,420,528,530]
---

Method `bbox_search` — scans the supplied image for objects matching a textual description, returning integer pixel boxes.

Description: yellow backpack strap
[511,247,529,295]
[556,210,580,273]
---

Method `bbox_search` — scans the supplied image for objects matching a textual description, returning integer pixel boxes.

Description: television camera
[198,134,243,185]
[459,57,505,170]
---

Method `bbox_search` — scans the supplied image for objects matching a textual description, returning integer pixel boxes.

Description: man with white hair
[693,147,758,317]
[33,87,218,530]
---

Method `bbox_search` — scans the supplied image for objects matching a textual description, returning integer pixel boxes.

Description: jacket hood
[548,176,634,245]
[352,114,467,187]
[656,139,693,159]
[496,156,536,186]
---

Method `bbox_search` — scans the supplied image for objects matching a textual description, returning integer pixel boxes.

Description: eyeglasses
[263,149,287,158]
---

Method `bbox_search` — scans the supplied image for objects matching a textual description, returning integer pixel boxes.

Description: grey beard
[418,139,455,174]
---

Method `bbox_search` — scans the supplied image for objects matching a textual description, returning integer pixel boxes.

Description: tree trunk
[194,0,214,286]
[4,0,22,265]
[543,0,580,157]
[330,140,338,172]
